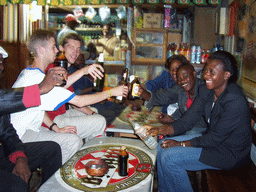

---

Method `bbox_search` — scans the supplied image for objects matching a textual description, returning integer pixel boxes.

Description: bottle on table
[55,51,68,86]
[116,68,129,103]
[118,146,129,176]
[133,123,158,150]
[93,53,105,92]
[128,75,140,100]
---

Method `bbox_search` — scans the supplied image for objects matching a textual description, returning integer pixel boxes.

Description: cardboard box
[143,13,162,29]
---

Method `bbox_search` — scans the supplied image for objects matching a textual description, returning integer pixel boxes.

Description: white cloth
[167,103,179,116]
[10,67,78,163]
[53,108,106,142]
[11,67,75,138]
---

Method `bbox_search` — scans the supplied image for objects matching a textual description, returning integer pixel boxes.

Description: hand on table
[39,67,68,94]
[84,64,104,81]
[12,157,31,183]
[158,113,174,124]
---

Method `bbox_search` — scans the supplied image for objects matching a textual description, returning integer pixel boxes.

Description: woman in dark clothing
[147,51,251,192]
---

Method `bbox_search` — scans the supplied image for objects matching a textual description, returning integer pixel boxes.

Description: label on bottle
[116,95,123,101]
[135,125,158,150]
[132,83,140,97]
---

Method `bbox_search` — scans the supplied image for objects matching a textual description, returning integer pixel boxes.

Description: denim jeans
[157,134,219,192]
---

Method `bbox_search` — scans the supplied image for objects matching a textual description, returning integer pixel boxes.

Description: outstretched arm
[64,64,104,89]
[69,85,128,107]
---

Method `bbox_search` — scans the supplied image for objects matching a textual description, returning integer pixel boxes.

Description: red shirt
[186,92,193,109]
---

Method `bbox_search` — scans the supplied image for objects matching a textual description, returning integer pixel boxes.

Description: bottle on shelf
[190,45,197,64]
[118,146,129,177]
[178,43,184,55]
[93,53,105,92]
[196,45,201,64]
[116,68,129,103]
[133,123,158,150]
[55,51,68,86]
[128,75,140,100]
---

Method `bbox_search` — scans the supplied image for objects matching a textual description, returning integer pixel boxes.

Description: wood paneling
[0,42,31,88]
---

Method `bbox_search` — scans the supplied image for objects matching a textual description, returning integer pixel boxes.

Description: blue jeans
[157,134,219,192]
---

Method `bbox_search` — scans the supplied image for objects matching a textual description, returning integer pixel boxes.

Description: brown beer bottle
[116,68,128,103]
[55,51,68,86]
[118,146,129,176]
[129,76,140,100]
[93,53,105,92]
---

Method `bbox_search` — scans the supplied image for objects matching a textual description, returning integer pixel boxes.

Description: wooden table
[38,137,157,192]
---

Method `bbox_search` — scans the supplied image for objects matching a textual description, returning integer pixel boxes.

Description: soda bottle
[196,46,201,64]
[190,45,197,64]
[93,53,105,92]
[116,68,128,103]
[118,146,129,176]
[129,76,140,100]
[133,123,158,150]
[55,51,68,86]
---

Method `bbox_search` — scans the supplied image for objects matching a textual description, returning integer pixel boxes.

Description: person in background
[140,64,206,135]
[45,33,106,143]
[10,30,128,164]
[69,53,126,126]
[142,55,190,115]
[146,51,251,192]
[96,23,119,58]
[0,46,63,192]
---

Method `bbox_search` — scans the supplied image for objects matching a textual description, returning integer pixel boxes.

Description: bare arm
[69,85,128,107]
[64,64,104,89]
[71,105,96,115]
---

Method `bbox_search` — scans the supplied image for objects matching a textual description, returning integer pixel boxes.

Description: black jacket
[146,78,206,129]
[0,89,27,157]
[172,83,252,170]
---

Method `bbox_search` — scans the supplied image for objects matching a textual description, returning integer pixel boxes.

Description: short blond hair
[27,30,56,57]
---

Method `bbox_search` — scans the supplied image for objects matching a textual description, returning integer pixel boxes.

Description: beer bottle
[129,76,140,100]
[118,146,129,176]
[93,53,105,92]
[116,68,128,103]
[55,51,68,86]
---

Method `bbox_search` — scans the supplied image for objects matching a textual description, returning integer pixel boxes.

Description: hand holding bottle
[110,85,128,97]
[138,85,151,101]
[145,124,174,137]
[83,64,104,81]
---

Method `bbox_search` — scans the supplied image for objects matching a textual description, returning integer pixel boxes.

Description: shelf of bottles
[167,42,216,65]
